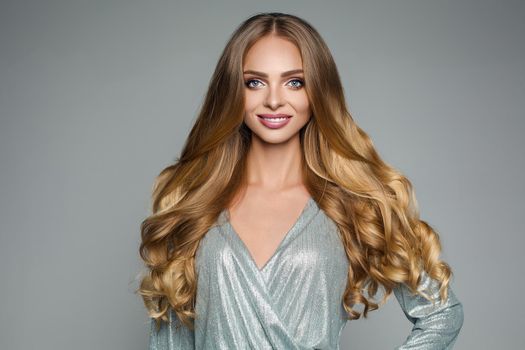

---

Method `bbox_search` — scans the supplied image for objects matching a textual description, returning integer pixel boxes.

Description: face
[242,35,311,145]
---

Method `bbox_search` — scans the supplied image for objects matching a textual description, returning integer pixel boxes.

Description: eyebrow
[242,69,304,78]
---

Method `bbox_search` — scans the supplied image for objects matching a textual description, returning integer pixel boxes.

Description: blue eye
[288,79,304,89]
[245,79,262,88]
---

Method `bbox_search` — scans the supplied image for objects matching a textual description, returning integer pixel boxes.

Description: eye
[288,78,304,89]
[244,78,304,90]
[245,79,263,89]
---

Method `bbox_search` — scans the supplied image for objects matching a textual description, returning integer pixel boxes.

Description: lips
[256,114,292,129]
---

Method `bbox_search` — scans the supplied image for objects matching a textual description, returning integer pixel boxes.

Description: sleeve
[393,270,464,350]
[148,309,195,350]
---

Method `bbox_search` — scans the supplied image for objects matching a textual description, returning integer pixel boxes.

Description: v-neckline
[223,196,315,272]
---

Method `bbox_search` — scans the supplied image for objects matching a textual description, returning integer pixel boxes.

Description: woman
[138,12,464,349]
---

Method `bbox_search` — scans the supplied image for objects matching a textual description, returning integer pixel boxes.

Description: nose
[263,84,285,110]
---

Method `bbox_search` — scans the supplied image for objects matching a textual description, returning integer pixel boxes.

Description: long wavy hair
[137,12,454,331]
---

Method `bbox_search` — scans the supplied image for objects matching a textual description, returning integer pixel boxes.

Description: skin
[227,34,313,270]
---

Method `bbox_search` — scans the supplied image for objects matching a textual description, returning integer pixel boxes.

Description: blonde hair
[137,12,453,331]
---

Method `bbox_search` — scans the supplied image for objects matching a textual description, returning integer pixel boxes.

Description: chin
[253,130,299,144]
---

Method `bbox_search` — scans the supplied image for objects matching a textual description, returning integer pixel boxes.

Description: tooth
[264,117,286,121]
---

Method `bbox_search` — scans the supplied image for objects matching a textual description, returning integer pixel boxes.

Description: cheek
[244,93,259,112]
[294,94,311,115]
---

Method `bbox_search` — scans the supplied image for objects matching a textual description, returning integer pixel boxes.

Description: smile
[257,114,292,129]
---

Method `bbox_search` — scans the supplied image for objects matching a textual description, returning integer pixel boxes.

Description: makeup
[257,114,292,129]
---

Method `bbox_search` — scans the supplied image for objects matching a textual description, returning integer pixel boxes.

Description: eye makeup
[244,78,305,89]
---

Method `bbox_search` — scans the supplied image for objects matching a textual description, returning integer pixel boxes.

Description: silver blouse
[149,197,464,349]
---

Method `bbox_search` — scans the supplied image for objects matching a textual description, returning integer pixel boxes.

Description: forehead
[243,35,303,72]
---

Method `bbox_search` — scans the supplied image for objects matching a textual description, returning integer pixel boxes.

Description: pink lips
[256,114,292,129]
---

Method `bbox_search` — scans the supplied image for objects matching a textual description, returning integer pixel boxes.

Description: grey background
[1,0,523,349]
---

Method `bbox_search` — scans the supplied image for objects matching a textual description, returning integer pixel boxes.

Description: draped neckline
[221,196,317,273]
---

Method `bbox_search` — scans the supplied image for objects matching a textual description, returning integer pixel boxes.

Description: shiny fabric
[149,197,463,349]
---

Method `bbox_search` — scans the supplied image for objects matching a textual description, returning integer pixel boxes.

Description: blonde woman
[138,12,464,350]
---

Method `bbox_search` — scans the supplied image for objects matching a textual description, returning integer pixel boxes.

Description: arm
[149,309,195,350]
[393,271,464,350]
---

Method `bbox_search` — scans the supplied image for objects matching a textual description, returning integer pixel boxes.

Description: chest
[196,203,349,279]
[226,196,313,271]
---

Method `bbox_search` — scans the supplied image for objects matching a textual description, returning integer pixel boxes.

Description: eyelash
[244,78,305,90]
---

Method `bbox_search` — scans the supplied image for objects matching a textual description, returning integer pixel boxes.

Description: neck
[244,133,304,191]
